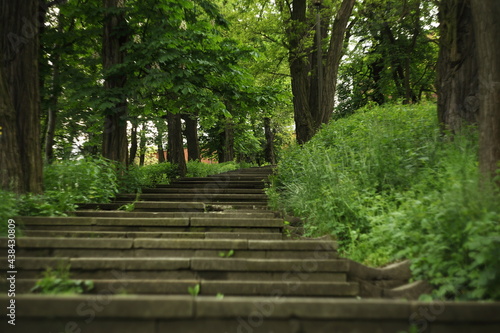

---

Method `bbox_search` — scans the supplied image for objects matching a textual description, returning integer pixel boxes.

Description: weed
[31,263,94,295]
[218,249,235,258]
[188,284,201,297]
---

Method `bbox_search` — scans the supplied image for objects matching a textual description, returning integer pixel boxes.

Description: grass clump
[31,263,94,295]
[269,102,500,300]
[186,161,255,177]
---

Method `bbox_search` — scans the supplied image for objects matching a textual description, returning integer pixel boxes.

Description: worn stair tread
[16,216,190,226]
[16,257,349,272]
[2,237,336,250]
[3,279,358,296]
[141,188,265,194]
[72,210,276,218]
[20,231,282,239]
[4,295,499,322]
[16,216,283,228]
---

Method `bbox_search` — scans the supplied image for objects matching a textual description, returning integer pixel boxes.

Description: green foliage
[19,158,119,216]
[188,284,201,297]
[270,102,500,300]
[31,263,94,295]
[118,162,178,193]
[337,0,439,115]
[0,191,19,237]
[186,161,254,177]
[218,249,235,258]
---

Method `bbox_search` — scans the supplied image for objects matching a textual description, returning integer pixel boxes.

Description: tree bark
[223,119,235,162]
[286,0,355,144]
[155,121,165,163]
[129,120,138,164]
[437,0,479,134]
[139,125,146,166]
[288,0,314,144]
[102,0,128,165]
[471,0,500,181]
[167,112,186,176]
[182,113,200,161]
[0,0,43,193]
[264,117,276,165]
[321,0,356,124]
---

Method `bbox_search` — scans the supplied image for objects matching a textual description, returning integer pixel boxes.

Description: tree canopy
[1,0,499,192]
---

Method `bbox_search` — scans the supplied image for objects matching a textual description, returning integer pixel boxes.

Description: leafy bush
[137,162,178,187]
[270,102,500,300]
[19,158,119,216]
[0,190,19,237]
[186,161,254,177]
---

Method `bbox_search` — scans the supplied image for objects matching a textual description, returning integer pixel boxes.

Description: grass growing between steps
[31,263,94,295]
[268,102,500,301]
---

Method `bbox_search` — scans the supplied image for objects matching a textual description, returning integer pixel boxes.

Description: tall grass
[269,102,500,300]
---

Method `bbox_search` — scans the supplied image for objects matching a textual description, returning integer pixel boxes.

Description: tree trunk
[286,0,355,144]
[182,113,200,161]
[129,120,138,164]
[0,0,43,193]
[437,0,479,134]
[102,0,128,165]
[139,125,146,166]
[471,0,500,181]
[44,50,60,164]
[321,0,356,124]
[223,119,235,162]
[288,0,314,144]
[167,112,186,176]
[155,122,165,163]
[264,117,276,165]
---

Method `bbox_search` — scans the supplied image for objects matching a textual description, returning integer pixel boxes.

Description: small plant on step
[188,284,200,297]
[31,262,94,295]
[118,202,135,212]
[218,249,235,258]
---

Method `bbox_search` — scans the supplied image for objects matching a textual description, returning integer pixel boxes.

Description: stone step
[22,230,284,240]
[178,176,269,182]
[76,201,206,211]
[160,181,266,189]
[72,210,277,219]
[1,238,338,259]
[13,257,349,281]
[141,188,265,194]
[8,279,356,297]
[17,216,284,233]
[2,295,498,333]
[115,193,269,202]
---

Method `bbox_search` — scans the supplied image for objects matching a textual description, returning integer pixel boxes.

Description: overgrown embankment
[268,102,500,300]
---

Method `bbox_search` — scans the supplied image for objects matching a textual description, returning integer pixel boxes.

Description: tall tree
[437,0,479,134]
[471,0,500,181]
[283,0,355,144]
[0,0,43,193]
[182,113,200,161]
[167,111,187,176]
[102,0,129,165]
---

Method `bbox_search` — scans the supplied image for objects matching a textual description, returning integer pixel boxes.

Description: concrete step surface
[1,295,498,333]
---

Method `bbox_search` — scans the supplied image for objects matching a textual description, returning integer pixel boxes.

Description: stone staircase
[1,166,499,332]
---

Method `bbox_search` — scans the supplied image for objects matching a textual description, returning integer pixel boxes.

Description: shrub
[270,102,500,300]
[19,158,119,216]
[186,161,254,177]
[0,190,19,237]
